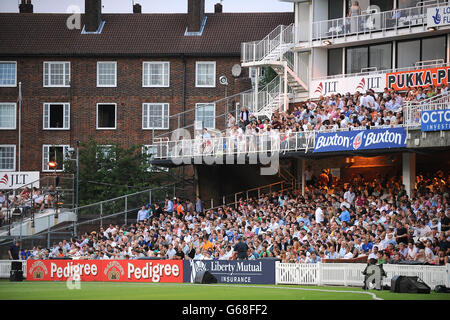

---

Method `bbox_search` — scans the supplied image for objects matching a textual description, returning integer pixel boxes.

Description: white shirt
[315,207,324,224]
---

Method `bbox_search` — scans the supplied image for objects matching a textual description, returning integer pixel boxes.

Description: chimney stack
[133,3,142,14]
[187,0,205,33]
[85,0,102,32]
[214,2,223,13]
[19,0,33,13]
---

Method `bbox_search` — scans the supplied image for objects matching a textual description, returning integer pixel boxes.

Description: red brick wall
[0,56,252,172]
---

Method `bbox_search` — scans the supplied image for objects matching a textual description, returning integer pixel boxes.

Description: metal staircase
[241,23,308,116]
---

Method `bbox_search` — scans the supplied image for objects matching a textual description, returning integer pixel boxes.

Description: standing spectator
[8,241,20,260]
[234,236,249,260]
[137,205,149,223]
[196,196,203,215]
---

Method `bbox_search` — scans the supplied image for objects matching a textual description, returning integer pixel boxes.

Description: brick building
[0,0,293,174]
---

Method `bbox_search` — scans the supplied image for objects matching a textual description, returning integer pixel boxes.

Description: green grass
[1,280,449,300]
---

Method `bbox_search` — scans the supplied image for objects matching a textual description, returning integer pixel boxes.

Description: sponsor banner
[26,259,183,283]
[310,73,386,98]
[421,109,450,131]
[183,259,277,284]
[427,5,450,28]
[386,66,450,91]
[313,128,407,153]
[0,171,39,189]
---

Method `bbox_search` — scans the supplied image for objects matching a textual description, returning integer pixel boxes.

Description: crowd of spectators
[18,169,449,266]
[189,84,449,155]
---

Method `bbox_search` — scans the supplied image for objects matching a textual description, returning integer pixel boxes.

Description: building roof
[0,12,294,57]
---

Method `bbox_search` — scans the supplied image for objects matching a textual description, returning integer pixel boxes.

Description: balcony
[311,1,447,46]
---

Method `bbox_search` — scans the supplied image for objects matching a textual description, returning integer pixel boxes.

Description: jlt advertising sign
[183,260,277,284]
[310,73,385,98]
[314,128,407,153]
[0,171,39,189]
[421,109,450,132]
[386,66,450,91]
[27,260,183,283]
[427,5,450,28]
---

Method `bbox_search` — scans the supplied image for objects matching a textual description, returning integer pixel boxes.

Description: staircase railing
[241,23,295,64]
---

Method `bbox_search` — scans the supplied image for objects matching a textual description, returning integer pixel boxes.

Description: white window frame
[195,61,216,88]
[43,103,70,130]
[43,61,71,87]
[0,144,16,171]
[97,61,117,87]
[0,103,17,130]
[142,145,169,172]
[195,103,216,129]
[96,103,117,130]
[142,62,170,87]
[42,144,69,172]
[0,61,17,87]
[96,145,116,160]
[142,103,169,130]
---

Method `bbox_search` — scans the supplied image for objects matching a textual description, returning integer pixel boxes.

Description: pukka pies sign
[313,128,407,153]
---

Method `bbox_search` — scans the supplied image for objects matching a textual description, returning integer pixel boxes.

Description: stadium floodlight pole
[74,140,80,237]
[18,82,22,172]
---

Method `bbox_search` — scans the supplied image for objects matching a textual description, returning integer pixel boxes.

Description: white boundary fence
[276,262,450,289]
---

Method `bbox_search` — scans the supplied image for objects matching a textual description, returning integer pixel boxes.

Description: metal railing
[312,1,445,42]
[149,96,449,160]
[276,262,450,290]
[241,24,295,64]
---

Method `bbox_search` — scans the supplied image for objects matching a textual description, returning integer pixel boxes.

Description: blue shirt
[362,242,373,253]
[340,210,350,223]
[167,200,174,213]
[137,209,149,222]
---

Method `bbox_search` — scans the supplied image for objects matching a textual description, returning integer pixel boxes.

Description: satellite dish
[219,75,228,85]
[232,64,242,77]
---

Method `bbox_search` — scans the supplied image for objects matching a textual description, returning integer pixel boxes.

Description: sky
[0,0,294,13]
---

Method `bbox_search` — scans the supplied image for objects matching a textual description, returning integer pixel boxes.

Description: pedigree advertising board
[386,66,450,91]
[26,260,183,283]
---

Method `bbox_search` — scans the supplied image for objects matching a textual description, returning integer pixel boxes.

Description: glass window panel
[369,43,392,71]
[346,46,368,74]
[397,0,420,9]
[0,103,16,129]
[0,146,15,170]
[328,48,343,76]
[422,36,446,63]
[0,63,16,86]
[397,40,420,68]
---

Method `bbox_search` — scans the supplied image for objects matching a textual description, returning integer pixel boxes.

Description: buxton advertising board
[26,259,183,283]
[183,259,277,284]
[313,128,407,153]
[421,109,450,131]
[386,66,450,91]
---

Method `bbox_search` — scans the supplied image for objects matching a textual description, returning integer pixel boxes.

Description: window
[0,62,17,87]
[195,103,215,129]
[143,62,170,87]
[397,36,446,68]
[329,0,344,19]
[42,145,69,172]
[196,62,216,87]
[397,0,420,9]
[96,145,116,160]
[97,62,117,87]
[43,62,70,87]
[0,103,16,129]
[0,145,15,171]
[43,103,70,130]
[142,103,169,130]
[346,43,392,74]
[96,103,117,130]
[328,48,343,76]
[142,145,169,172]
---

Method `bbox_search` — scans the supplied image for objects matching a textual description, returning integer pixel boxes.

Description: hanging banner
[313,128,407,153]
[421,109,450,131]
[310,73,386,98]
[386,66,450,91]
[26,259,183,283]
[183,259,277,284]
[427,5,450,28]
[0,171,39,189]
